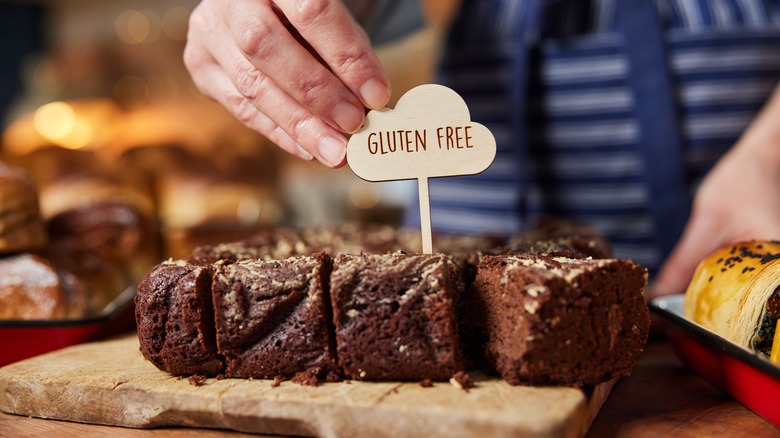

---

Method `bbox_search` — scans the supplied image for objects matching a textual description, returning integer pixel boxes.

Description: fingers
[185,0,387,166]
[648,213,723,299]
[185,36,346,167]
[196,61,347,167]
[195,66,313,162]
[650,138,780,300]
[186,0,352,167]
[275,0,392,109]
[222,0,375,133]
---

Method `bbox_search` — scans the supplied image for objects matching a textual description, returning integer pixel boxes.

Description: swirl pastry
[684,240,780,358]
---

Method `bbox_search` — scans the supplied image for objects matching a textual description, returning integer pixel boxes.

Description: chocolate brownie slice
[189,228,309,264]
[508,218,612,259]
[302,223,412,255]
[135,260,222,375]
[502,240,593,260]
[211,252,337,379]
[330,252,464,380]
[471,252,649,386]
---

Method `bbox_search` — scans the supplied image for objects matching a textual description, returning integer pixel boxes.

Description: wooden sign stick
[347,84,496,255]
[418,176,433,254]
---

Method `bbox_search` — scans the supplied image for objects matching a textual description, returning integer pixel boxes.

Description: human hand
[650,89,780,299]
[184,0,392,168]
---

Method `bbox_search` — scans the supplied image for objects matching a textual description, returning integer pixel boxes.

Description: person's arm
[184,0,392,168]
[649,83,780,298]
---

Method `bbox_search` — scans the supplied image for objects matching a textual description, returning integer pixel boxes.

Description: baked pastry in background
[157,166,284,259]
[0,98,123,157]
[41,175,160,311]
[0,161,46,254]
[684,240,780,359]
[0,253,92,320]
[41,177,158,269]
[18,148,160,312]
[0,151,153,318]
[7,148,153,212]
[0,99,284,321]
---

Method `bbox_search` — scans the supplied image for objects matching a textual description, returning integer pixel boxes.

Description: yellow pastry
[684,240,780,357]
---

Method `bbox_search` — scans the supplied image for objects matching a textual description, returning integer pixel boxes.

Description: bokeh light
[237,198,262,226]
[116,10,162,44]
[34,102,75,141]
[33,101,93,149]
[349,180,382,209]
[162,7,190,41]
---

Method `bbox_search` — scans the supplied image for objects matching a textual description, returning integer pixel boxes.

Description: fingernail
[318,137,346,166]
[332,102,364,133]
[360,78,391,110]
[296,143,313,160]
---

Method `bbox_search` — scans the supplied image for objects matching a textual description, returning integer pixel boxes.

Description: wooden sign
[347,84,497,253]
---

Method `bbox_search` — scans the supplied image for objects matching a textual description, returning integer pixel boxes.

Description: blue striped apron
[404,0,780,276]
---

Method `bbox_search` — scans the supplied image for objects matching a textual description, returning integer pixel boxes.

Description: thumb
[649,214,722,299]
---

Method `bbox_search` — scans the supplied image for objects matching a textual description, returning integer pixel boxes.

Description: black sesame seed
[761,253,780,265]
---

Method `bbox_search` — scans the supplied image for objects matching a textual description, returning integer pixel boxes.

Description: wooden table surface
[1,337,778,438]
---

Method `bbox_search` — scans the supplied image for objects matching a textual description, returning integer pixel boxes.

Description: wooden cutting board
[0,334,615,437]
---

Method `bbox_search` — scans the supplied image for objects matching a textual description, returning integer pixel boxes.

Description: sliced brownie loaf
[330,252,464,381]
[211,252,338,379]
[471,252,649,386]
[135,260,222,375]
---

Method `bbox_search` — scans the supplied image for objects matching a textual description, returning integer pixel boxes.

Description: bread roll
[0,253,92,320]
[684,240,780,356]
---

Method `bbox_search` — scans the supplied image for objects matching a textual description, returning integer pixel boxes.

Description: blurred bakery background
[0,0,461,320]
[0,0,458,256]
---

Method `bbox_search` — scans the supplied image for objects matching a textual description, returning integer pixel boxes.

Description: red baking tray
[0,287,137,367]
[649,294,780,427]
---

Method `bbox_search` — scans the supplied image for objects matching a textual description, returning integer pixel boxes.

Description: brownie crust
[330,253,464,381]
[472,253,649,386]
[211,252,337,379]
[135,261,222,375]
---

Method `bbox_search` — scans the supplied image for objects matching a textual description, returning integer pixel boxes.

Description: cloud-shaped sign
[347,84,496,182]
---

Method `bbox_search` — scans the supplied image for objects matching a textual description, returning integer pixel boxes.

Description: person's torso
[412,0,780,274]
